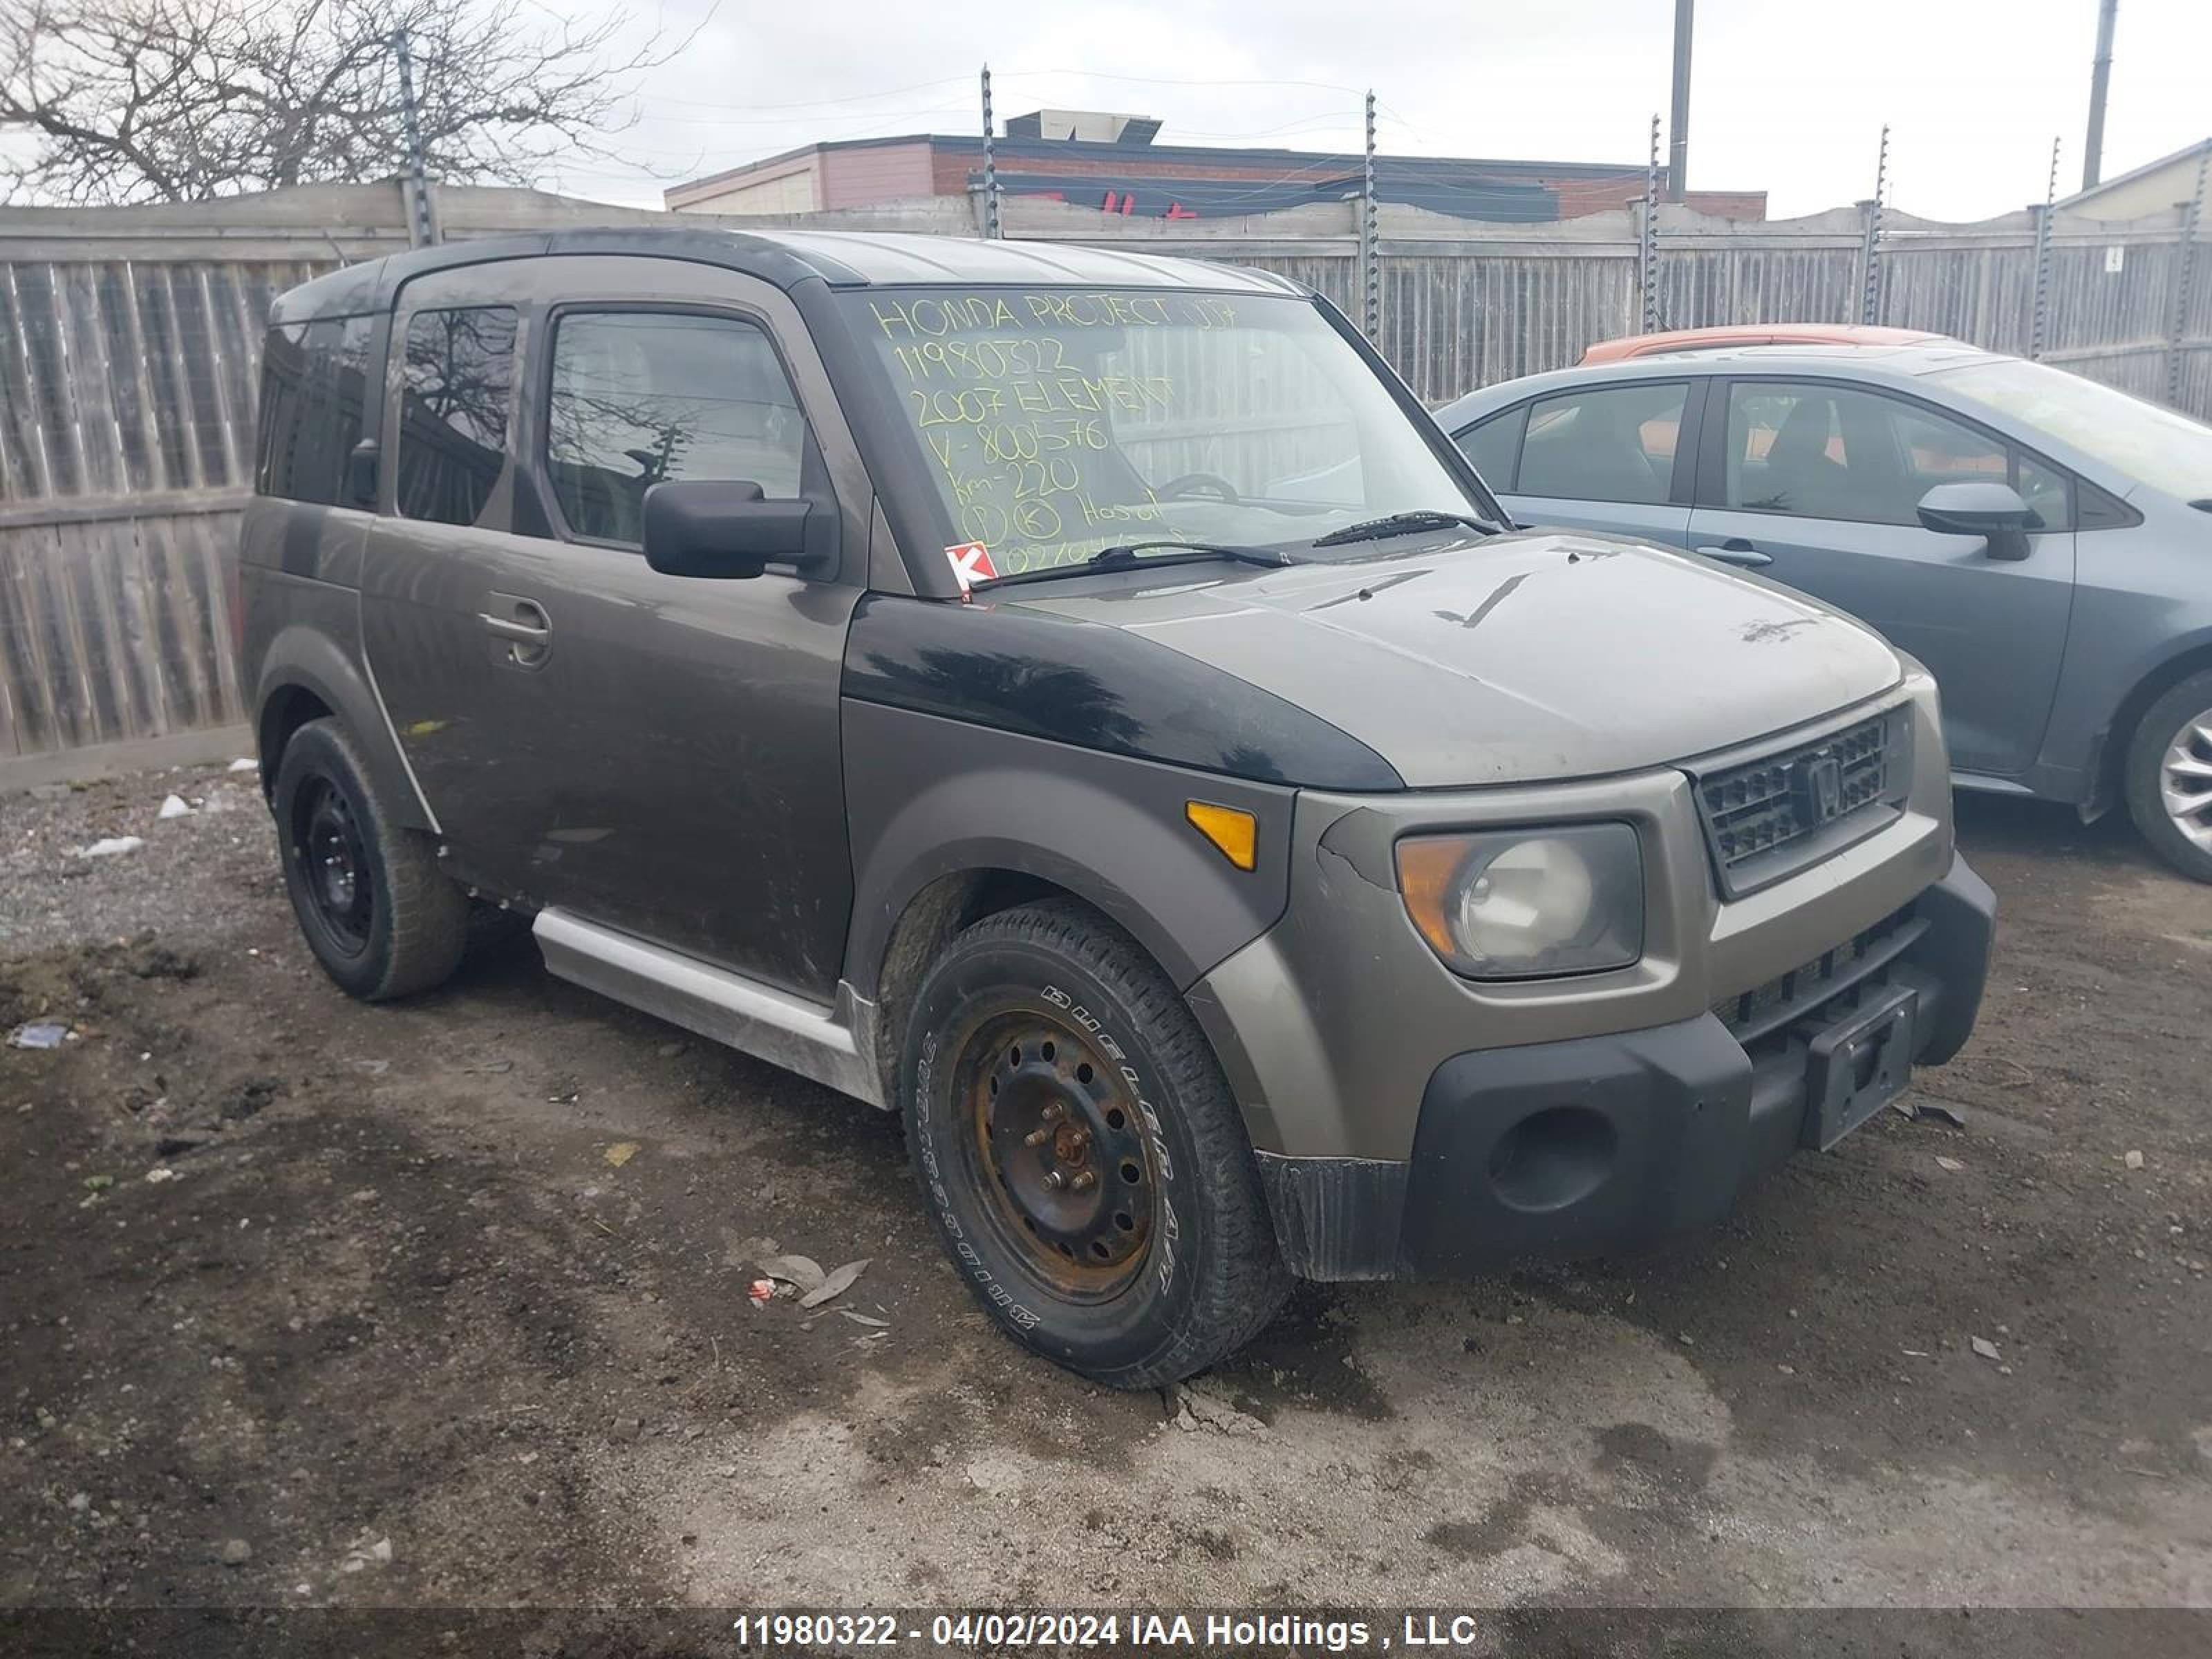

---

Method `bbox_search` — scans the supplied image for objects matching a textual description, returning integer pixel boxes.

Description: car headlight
[1395,824,1644,980]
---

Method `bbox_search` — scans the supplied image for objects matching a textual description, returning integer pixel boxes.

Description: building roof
[666,131,1664,209]
[2059,137,2212,210]
[268,225,1306,319]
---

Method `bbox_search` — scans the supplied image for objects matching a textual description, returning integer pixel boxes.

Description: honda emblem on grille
[1794,754,1846,823]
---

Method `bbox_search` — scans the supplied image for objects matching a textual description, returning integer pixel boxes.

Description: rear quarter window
[255,316,375,506]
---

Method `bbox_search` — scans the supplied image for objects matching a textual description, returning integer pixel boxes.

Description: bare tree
[0,0,677,203]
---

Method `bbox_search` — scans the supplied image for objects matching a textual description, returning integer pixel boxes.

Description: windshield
[845,287,1493,575]
[1933,357,2212,501]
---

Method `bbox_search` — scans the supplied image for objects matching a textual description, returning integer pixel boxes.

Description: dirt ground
[3,758,2209,1625]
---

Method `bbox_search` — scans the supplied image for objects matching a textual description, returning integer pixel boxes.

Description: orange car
[1579,323,1956,364]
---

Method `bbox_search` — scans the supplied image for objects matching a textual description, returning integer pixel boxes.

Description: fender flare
[254,623,436,833]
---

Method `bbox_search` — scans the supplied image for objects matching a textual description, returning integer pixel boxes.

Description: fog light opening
[1488,1106,1618,1213]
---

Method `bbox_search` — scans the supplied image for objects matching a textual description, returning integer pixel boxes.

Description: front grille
[1691,706,1912,896]
[1714,903,1924,1047]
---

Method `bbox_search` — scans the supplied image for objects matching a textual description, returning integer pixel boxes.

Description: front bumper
[1250,852,1994,1280]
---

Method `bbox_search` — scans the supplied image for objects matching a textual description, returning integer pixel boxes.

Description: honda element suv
[238,229,1994,1386]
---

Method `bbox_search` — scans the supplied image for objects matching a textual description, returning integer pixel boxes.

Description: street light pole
[2082,0,2119,191]
[1666,0,1693,203]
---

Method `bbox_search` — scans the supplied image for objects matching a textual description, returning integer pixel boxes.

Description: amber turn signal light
[1185,801,1258,871]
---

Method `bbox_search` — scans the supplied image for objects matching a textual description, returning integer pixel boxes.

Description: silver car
[1436,344,2212,881]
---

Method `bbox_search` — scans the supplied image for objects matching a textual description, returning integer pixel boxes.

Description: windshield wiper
[1311,509,1503,548]
[971,540,1291,592]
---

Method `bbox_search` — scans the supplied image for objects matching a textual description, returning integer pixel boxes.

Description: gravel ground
[1,759,2209,1643]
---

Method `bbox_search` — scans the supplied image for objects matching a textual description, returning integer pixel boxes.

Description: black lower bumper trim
[1257,852,1996,1281]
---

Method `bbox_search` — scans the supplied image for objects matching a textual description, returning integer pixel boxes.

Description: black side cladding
[841,594,1404,790]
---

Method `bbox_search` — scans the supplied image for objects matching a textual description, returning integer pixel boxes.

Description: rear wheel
[273,719,469,999]
[900,901,1289,1387]
[2124,668,2212,883]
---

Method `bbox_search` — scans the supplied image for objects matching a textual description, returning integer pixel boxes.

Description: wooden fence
[2,180,2207,762]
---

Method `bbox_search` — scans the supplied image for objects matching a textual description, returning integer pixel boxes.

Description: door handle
[479,595,551,667]
[478,612,550,644]
[1695,539,1773,568]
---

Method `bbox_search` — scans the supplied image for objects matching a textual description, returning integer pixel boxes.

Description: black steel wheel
[957,1008,1159,1301]
[291,775,374,958]
[271,719,469,1000]
[901,899,1290,1387]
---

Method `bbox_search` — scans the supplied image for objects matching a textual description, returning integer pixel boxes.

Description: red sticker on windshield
[944,541,997,595]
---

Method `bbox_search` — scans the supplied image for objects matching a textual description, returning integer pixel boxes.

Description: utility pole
[1361,89,1380,343]
[980,64,1002,240]
[391,29,438,247]
[1666,0,1693,203]
[2082,0,2119,191]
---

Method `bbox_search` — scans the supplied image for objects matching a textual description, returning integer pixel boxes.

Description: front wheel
[900,901,1289,1387]
[2124,668,2212,883]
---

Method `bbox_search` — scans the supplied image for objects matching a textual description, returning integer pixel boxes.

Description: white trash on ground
[157,794,192,819]
[76,836,145,858]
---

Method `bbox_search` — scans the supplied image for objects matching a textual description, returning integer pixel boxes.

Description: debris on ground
[1164,1379,1268,1437]
[8,1022,71,1049]
[758,1255,825,1295]
[1970,1335,2001,1362]
[799,1259,870,1310]
[1893,1099,1967,1130]
[603,1141,639,1168]
[747,1279,776,1306]
[226,757,259,773]
[834,1309,890,1329]
[220,1539,252,1566]
[1936,1155,1967,1172]
[75,836,145,859]
[157,794,192,820]
[339,1535,393,1573]
[2124,1150,2146,1170]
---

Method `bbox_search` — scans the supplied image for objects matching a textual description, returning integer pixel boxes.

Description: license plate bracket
[1801,984,1920,1151]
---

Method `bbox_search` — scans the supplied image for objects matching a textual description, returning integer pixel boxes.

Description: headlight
[1395,824,1644,980]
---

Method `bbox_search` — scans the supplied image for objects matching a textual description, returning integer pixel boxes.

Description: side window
[1515,382,1685,505]
[396,306,516,527]
[1720,379,2068,529]
[256,315,373,506]
[545,311,807,546]
[1455,406,1525,491]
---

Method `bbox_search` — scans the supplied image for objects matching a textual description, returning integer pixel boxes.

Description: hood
[1007,529,1903,787]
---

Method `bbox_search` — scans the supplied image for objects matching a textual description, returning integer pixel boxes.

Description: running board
[532,908,886,1109]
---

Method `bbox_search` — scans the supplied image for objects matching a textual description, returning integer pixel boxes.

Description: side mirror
[1917,480,2034,562]
[642,480,834,580]
[345,440,379,507]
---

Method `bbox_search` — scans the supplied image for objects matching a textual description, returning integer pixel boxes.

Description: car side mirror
[642,480,835,580]
[1917,481,2034,562]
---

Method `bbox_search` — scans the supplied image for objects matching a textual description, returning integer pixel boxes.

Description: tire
[899,900,1291,1389]
[272,718,469,1000]
[2124,668,2212,883]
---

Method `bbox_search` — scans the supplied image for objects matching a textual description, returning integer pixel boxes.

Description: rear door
[1685,376,2077,778]
[359,256,868,998]
[1451,378,1698,549]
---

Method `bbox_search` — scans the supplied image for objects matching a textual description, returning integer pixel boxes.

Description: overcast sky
[536,0,2209,222]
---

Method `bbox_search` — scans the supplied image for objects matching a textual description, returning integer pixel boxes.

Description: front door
[358,258,865,999]
[1687,376,2077,778]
